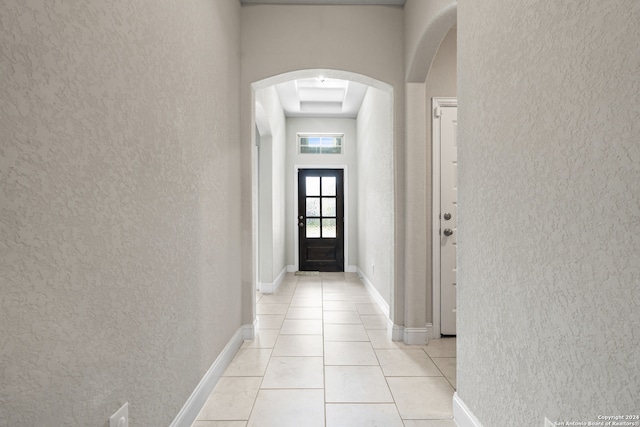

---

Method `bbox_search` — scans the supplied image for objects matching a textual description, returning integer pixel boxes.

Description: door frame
[293,164,349,272]
[432,97,457,338]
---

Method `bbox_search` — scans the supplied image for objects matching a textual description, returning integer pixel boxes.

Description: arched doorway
[404,1,458,340]
[250,69,401,339]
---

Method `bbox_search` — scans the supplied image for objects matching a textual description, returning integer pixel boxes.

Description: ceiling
[242,1,405,4]
[275,77,369,118]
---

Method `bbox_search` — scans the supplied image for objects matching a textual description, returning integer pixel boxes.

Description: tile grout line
[366,295,406,425]
[321,275,327,427]
[245,276,300,426]
[201,273,456,427]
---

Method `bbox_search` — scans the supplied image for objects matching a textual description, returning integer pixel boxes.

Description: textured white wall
[272,100,287,281]
[1,1,242,425]
[404,0,456,83]
[285,118,359,270]
[425,28,457,109]
[241,5,404,88]
[256,87,287,284]
[258,131,274,282]
[357,88,394,305]
[404,27,457,329]
[458,1,640,425]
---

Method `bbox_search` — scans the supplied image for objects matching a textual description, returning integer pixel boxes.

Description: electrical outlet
[110,402,128,427]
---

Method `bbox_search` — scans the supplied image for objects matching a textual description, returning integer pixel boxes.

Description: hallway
[192,273,456,427]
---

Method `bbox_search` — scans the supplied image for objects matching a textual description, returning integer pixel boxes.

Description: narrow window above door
[298,133,343,154]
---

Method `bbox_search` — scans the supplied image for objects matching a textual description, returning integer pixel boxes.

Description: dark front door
[298,169,344,272]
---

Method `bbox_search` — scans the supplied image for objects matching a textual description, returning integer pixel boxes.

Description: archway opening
[250,69,399,338]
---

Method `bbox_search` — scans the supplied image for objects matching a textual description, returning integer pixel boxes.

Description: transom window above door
[298,134,343,154]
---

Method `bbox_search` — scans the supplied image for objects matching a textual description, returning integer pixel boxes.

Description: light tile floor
[192,272,457,427]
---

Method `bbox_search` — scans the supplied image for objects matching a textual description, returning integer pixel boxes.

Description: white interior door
[439,104,457,335]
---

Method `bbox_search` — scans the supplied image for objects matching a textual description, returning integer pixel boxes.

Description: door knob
[443,213,451,220]
[299,223,304,227]
[443,228,453,236]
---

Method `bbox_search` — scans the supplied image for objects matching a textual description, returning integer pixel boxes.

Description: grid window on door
[305,176,337,238]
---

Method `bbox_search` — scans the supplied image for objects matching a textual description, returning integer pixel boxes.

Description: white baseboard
[425,323,433,342]
[259,266,287,294]
[388,320,404,342]
[453,392,484,427]
[356,268,433,345]
[357,267,407,342]
[403,326,431,345]
[287,264,296,273]
[356,267,390,316]
[432,325,441,339]
[169,325,246,427]
[243,317,259,341]
[258,281,271,293]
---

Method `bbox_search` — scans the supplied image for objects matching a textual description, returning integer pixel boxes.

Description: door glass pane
[322,219,336,238]
[322,177,336,196]
[322,198,336,216]
[306,198,320,217]
[306,176,320,196]
[306,218,320,238]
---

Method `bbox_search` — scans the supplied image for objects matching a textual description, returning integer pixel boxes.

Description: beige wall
[404,0,457,83]
[1,1,242,425]
[458,0,640,424]
[256,86,287,286]
[241,4,405,324]
[425,28,457,102]
[357,88,395,306]
[404,27,457,330]
[403,0,457,333]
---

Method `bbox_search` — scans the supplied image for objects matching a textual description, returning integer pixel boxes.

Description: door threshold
[295,271,320,276]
